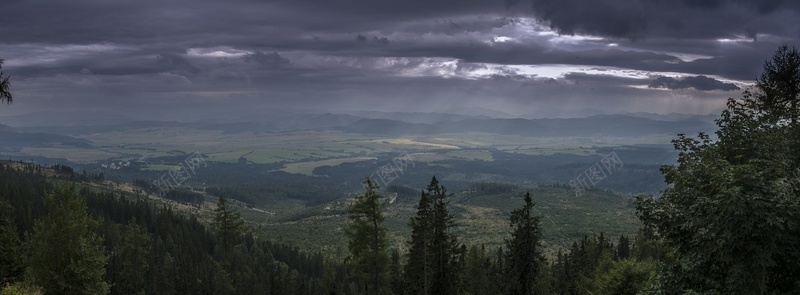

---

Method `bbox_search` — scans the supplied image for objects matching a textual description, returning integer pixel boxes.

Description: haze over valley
[2,0,800,294]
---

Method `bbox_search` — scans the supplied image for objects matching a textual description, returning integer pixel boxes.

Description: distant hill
[342,114,717,137]
[6,112,718,137]
[0,110,137,126]
[16,121,196,136]
[343,111,491,124]
[0,123,14,132]
[0,128,94,151]
[340,119,437,135]
[623,112,718,122]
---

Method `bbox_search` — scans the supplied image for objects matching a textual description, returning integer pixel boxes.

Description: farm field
[5,125,676,169]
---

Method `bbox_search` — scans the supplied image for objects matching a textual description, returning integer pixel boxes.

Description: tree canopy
[636,45,800,294]
[27,185,109,295]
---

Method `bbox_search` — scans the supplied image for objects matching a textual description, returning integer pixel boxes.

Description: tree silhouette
[0,59,11,104]
[756,45,800,124]
[504,192,544,295]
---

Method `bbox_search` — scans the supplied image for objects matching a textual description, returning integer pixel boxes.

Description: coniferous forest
[0,159,664,295]
[1,47,800,294]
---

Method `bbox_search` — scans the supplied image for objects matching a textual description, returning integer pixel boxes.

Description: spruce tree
[504,192,544,295]
[214,196,244,251]
[114,219,150,295]
[755,45,800,124]
[345,178,391,295]
[427,176,459,295]
[463,245,492,295]
[616,234,631,260]
[404,184,434,295]
[390,248,403,295]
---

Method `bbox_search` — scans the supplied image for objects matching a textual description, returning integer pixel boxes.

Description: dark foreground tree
[404,180,434,295]
[756,45,800,124]
[390,248,403,295]
[504,192,544,295]
[428,176,460,295]
[0,59,11,104]
[404,176,459,295]
[636,46,800,294]
[27,185,109,295]
[345,178,391,295]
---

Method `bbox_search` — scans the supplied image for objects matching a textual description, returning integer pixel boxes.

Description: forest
[1,47,800,294]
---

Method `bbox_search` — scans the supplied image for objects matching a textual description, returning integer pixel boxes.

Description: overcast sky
[1,0,799,121]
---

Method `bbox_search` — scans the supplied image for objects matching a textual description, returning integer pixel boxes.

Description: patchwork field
[6,125,676,171]
[2,123,672,261]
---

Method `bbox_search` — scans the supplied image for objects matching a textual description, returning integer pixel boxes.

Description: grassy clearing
[142,164,179,171]
[446,149,494,161]
[281,157,377,175]
[360,138,461,149]
[19,147,118,162]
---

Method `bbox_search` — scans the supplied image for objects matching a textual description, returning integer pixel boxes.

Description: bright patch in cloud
[187,47,250,58]
[716,36,753,43]
[492,36,515,43]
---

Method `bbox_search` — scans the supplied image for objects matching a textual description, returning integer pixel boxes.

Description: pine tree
[427,176,459,295]
[456,244,468,294]
[404,184,434,295]
[403,176,460,295]
[504,192,544,295]
[113,219,150,295]
[616,234,630,260]
[345,178,391,295]
[214,196,244,251]
[390,248,403,295]
[463,245,492,295]
[0,200,23,284]
[27,185,109,295]
[756,45,800,167]
[493,246,507,294]
[756,45,800,124]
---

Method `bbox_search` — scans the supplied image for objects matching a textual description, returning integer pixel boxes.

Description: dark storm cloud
[0,0,798,119]
[242,52,292,68]
[156,53,199,73]
[648,75,740,91]
[3,0,795,47]
[506,0,800,39]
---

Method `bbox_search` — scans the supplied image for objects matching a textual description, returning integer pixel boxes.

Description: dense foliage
[0,162,333,295]
[0,163,661,294]
[636,45,800,294]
